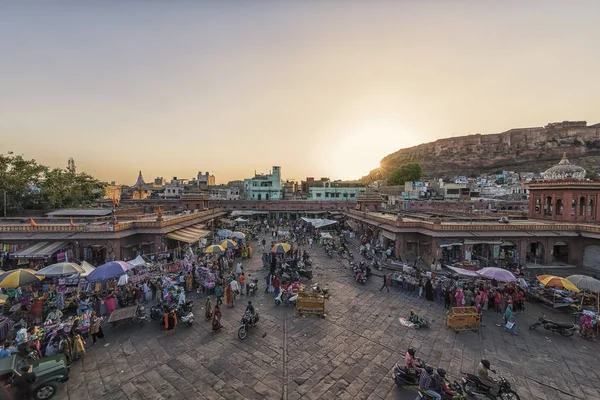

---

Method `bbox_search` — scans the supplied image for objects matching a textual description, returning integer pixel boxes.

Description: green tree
[387,163,423,186]
[0,152,106,211]
[585,171,597,180]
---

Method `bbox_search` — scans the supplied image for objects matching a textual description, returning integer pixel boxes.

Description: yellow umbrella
[220,239,238,249]
[537,275,580,292]
[271,243,291,254]
[204,244,225,254]
[0,268,44,288]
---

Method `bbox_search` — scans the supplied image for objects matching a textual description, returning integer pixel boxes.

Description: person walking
[164,309,177,336]
[380,274,390,292]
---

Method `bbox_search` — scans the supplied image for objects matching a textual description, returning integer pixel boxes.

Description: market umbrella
[476,267,516,283]
[537,275,580,292]
[566,275,600,293]
[231,231,246,239]
[78,261,96,278]
[0,269,43,288]
[35,262,85,277]
[205,244,225,254]
[271,243,291,254]
[86,261,135,282]
[217,229,233,238]
[220,239,238,249]
[321,233,333,239]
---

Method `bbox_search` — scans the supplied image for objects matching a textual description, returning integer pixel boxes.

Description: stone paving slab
[53,238,600,400]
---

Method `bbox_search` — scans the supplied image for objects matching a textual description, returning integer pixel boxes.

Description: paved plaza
[55,245,600,400]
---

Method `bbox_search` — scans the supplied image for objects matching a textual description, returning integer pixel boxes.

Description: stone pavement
[55,241,600,400]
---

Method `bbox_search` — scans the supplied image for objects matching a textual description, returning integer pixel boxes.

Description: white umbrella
[78,261,96,277]
[231,231,246,239]
[566,275,600,293]
[130,255,147,267]
[36,262,85,277]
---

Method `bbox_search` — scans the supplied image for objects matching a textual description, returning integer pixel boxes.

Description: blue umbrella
[217,229,233,238]
[86,261,135,281]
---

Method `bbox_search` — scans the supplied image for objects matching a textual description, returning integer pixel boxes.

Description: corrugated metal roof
[10,241,67,259]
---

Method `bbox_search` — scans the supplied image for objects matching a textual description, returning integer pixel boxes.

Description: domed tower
[527,153,599,222]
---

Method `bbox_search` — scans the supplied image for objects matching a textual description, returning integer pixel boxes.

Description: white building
[209,185,240,201]
[243,166,283,200]
[161,177,184,198]
[308,181,366,201]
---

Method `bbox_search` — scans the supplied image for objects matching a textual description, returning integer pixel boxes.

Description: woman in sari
[504,302,517,335]
[205,297,213,320]
[72,332,86,360]
[185,272,193,292]
[212,305,222,331]
[105,292,116,315]
[225,284,233,308]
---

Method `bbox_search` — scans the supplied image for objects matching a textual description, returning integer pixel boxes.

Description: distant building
[67,157,76,174]
[307,180,366,201]
[197,171,215,189]
[130,171,154,200]
[161,177,184,199]
[104,182,123,202]
[301,177,330,196]
[243,166,282,200]
[209,185,240,201]
[282,181,298,200]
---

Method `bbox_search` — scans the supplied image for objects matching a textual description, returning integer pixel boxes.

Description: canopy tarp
[301,217,338,229]
[234,217,249,222]
[165,224,210,243]
[9,242,67,259]
[130,255,146,267]
[445,265,480,277]
[230,210,267,217]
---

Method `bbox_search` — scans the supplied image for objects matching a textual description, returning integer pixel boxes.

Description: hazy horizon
[2,1,600,185]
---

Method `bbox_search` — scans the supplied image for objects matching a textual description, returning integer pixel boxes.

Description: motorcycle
[132,304,148,323]
[417,381,466,400]
[248,278,258,296]
[150,301,170,321]
[238,309,259,340]
[275,290,298,306]
[176,300,195,326]
[392,359,427,387]
[528,315,576,337]
[461,372,521,399]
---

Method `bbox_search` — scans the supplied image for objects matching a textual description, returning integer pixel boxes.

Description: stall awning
[382,230,396,241]
[445,265,480,277]
[10,241,67,259]
[165,224,211,244]
[439,241,463,248]
[346,220,358,230]
[464,240,502,245]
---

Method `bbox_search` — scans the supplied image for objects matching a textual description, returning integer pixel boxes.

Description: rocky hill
[362,121,600,181]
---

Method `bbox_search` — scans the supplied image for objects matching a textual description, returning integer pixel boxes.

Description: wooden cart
[106,305,139,331]
[296,292,326,318]
[446,306,480,332]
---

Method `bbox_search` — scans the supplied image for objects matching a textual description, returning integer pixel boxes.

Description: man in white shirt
[236,261,243,278]
[230,279,240,305]
[178,290,186,306]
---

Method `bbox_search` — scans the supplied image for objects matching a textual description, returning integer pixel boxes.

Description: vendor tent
[78,261,96,277]
[130,255,146,267]
[234,217,249,223]
[445,265,480,277]
[320,233,333,239]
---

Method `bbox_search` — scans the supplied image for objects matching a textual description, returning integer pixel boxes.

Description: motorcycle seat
[557,323,574,329]
[465,374,490,389]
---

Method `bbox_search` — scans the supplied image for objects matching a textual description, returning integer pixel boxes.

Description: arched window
[579,197,586,216]
[589,199,595,217]
[535,198,541,214]
[555,199,563,215]
[571,199,576,216]
[544,196,553,216]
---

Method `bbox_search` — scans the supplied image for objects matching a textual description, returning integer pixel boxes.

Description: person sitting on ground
[419,366,441,399]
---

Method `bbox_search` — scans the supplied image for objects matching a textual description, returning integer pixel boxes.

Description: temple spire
[133,170,146,188]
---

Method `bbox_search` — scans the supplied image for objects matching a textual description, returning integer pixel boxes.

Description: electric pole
[3,190,6,218]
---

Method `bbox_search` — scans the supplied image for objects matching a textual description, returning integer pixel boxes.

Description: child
[239,273,246,296]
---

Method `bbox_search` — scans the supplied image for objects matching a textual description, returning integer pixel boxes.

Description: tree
[585,171,597,180]
[0,152,106,212]
[387,163,423,186]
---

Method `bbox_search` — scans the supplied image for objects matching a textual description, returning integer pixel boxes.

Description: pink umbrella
[476,267,516,283]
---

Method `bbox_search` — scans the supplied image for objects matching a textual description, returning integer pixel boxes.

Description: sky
[1,1,600,185]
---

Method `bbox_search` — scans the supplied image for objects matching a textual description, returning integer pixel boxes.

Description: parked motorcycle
[150,301,169,321]
[275,290,298,306]
[461,372,521,399]
[392,359,427,387]
[529,315,576,337]
[132,304,148,323]
[238,310,259,340]
[176,300,195,326]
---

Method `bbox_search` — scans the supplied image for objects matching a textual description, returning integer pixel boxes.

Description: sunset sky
[1,1,600,185]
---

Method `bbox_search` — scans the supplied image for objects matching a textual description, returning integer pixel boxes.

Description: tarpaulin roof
[165,224,210,244]
[301,217,338,229]
[10,242,67,259]
[445,265,480,277]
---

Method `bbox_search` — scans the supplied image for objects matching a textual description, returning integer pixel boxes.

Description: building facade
[307,180,366,201]
[243,166,282,200]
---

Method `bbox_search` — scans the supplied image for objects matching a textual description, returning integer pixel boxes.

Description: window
[316,193,322,198]
[447,189,459,195]
[350,193,355,198]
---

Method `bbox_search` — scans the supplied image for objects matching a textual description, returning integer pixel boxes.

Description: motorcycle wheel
[275,299,281,305]
[528,323,541,330]
[187,320,193,326]
[498,390,521,400]
[462,382,477,396]
[559,328,574,337]
[237,326,248,340]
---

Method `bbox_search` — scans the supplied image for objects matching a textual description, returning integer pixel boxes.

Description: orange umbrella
[537,275,580,292]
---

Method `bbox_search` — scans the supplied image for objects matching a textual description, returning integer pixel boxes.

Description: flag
[29,218,37,227]
[112,196,119,206]
[69,219,75,228]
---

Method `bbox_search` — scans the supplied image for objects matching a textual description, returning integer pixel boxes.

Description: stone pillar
[519,239,528,266]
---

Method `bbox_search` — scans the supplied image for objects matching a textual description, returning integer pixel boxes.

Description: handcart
[296,292,326,318]
[106,304,144,331]
[446,306,480,332]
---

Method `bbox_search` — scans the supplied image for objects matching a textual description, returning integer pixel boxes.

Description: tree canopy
[387,163,423,186]
[0,152,106,212]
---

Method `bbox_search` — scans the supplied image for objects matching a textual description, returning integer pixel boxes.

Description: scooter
[529,315,576,337]
[392,359,427,387]
[133,304,148,323]
[248,278,258,296]
[275,290,298,306]
[176,300,195,326]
